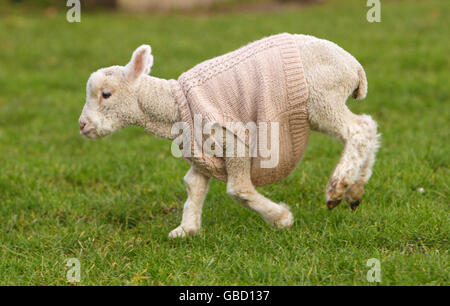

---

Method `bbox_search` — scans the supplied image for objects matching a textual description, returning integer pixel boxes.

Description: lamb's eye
[102,91,112,99]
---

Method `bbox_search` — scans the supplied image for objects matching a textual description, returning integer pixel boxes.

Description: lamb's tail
[352,65,368,100]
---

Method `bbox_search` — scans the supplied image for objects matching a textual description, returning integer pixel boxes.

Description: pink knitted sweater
[170,33,309,186]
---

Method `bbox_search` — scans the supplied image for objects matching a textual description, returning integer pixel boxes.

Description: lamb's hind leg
[169,167,210,238]
[344,122,380,210]
[325,112,378,209]
[225,156,294,228]
[309,99,378,209]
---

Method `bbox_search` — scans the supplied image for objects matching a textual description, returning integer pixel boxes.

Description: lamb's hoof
[350,199,361,211]
[168,226,187,238]
[272,203,294,228]
[169,225,200,238]
[169,226,199,239]
[327,199,341,210]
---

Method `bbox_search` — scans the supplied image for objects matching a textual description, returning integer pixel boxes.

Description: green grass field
[0,0,448,285]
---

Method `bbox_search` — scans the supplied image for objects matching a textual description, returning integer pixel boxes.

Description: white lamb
[78,33,380,238]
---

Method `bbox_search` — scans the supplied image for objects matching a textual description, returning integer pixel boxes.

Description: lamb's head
[79,45,153,139]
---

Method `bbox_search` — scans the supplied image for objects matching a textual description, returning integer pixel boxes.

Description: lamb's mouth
[80,128,99,139]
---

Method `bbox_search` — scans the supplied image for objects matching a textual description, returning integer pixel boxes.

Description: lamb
[78,33,380,238]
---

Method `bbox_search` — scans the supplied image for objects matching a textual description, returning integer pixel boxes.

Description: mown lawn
[0,0,448,285]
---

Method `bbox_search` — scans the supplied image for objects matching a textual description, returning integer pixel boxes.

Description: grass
[0,0,448,285]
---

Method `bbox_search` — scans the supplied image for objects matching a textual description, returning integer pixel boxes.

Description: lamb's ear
[125,45,154,82]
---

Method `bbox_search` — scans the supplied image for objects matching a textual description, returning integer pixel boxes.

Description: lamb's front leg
[169,167,210,238]
[225,156,294,228]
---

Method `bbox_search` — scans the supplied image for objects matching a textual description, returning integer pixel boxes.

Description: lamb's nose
[79,121,86,131]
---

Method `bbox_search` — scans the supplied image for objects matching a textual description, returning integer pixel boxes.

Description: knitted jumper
[170,33,309,186]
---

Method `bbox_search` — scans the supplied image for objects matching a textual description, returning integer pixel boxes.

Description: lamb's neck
[136,75,180,140]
